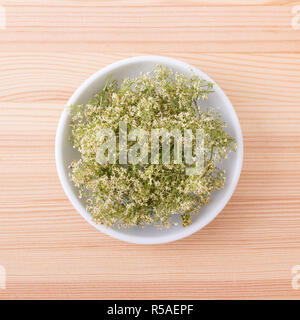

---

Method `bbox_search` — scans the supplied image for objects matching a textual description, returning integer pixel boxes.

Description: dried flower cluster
[69,65,236,228]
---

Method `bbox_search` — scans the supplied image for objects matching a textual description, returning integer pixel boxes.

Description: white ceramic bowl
[55,55,243,244]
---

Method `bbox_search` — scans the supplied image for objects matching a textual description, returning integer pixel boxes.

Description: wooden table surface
[1,0,300,300]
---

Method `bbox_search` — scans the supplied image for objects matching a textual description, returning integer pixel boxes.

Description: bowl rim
[55,55,244,245]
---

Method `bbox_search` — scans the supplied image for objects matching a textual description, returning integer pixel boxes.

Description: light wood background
[0,0,300,300]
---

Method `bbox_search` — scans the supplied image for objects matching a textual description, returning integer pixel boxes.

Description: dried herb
[69,65,236,228]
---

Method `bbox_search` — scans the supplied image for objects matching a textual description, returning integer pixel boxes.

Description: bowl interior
[56,56,243,244]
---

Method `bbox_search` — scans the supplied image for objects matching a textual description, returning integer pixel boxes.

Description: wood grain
[0,0,300,299]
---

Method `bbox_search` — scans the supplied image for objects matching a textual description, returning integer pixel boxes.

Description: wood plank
[0,2,300,300]
[0,5,299,52]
